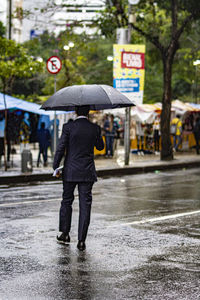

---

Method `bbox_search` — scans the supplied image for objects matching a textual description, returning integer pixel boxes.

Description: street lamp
[193,60,200,103]
[36,57,43,63]
[63,42,74,51]
[63,45,70,51]
[68,42,74,48]
[107,55,113,61]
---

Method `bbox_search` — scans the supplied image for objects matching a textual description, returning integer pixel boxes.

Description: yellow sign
[113,44,145,104]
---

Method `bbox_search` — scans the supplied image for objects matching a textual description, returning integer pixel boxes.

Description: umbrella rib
[100,85,111,105]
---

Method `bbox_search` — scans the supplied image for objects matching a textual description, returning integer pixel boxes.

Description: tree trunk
[160,56,173,161]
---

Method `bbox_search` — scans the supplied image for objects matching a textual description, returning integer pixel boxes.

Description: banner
[113,44,145,105]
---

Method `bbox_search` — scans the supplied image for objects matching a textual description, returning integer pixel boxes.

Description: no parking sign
[46,56,62,74]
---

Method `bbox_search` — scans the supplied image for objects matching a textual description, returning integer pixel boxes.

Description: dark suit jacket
[53,117,104,182]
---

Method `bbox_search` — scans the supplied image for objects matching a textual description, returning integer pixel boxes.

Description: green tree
[0,37,43,170]
[96,0,200,160]
[0,21,5,37]
[22,29,114,98]
[0,37,43,95]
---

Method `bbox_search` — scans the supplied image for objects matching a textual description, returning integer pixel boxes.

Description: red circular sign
[46,56,62,74]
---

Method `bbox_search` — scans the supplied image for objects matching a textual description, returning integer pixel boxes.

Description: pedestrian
[193,116,200,154]
[103,114,119,157]
[153,115,160,154]
[136,121,145,155]
[19,112,31,153]
[130,119,137,148]
[53,105,104,251]
[170,114,183,152]
[37,122,51,167]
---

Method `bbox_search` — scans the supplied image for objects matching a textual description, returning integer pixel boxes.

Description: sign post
[113,44,145,165]
[46,56,62,157]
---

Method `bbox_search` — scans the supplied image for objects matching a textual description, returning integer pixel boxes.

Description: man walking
[37,122,51,167]
[53,106,104,251]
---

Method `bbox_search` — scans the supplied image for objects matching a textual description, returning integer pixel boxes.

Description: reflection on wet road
[0,169,200,299]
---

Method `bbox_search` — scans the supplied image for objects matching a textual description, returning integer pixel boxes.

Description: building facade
[0,0,23,42]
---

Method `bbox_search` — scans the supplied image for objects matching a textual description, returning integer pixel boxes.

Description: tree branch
[130,23,165,54]
[174,13,194,42]
[167,13,194,59]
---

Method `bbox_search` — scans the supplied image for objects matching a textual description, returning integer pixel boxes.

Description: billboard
[113,44,145,105]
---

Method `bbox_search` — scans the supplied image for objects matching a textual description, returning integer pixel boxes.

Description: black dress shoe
[77,241,86,251]
[56,233,70,244]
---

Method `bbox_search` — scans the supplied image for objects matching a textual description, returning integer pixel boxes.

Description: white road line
[109,210,200,227]
[0,198,62,207]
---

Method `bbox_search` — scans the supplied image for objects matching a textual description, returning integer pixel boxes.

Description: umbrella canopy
[41,84,135,111]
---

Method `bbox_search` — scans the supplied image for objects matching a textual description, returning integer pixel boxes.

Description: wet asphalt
[0,169,200,300]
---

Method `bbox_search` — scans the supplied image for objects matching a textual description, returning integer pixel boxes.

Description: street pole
[53,75,57,157]
[124,4,133,165]
[8,0,12,40]
[116,28,131,165]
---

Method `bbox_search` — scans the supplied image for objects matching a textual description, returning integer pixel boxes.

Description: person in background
[136,121,145,155]
[104,114,119,157]
[153,115,160,154]
[171,114,183,152]
[19,112,31,153]
[193,116,200,154]
[37,122,51,167]
[130,119,137,149]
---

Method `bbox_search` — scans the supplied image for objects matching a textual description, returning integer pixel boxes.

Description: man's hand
[55,171,60,178]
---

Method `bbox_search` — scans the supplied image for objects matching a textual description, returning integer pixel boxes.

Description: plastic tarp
[188,103,200,110]
[172,100,200,112]
[0,93,65,115]
[137,103,162,112]
[131,107,156,124]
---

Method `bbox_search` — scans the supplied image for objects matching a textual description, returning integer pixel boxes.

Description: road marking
[0,198,62,207]
[109,210,200,227]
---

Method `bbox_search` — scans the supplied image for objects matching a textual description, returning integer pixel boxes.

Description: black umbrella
[41,84,135,111]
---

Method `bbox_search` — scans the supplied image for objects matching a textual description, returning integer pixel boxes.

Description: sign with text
[121,52,145,69]
[113,44,145,105]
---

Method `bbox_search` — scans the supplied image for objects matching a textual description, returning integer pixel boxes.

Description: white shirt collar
[76,116,88,120]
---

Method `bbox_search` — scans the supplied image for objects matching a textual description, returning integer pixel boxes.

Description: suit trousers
[60,181,94,242]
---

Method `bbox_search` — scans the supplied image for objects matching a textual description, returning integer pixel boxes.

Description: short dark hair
[75,105,90,116]
[176,114,181,118]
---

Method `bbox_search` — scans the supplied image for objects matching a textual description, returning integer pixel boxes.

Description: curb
[1,160,200,185]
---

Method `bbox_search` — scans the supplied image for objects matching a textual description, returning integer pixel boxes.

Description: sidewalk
[1,144,200,184]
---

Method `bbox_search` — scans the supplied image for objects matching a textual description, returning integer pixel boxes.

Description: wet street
[0,169,200,300]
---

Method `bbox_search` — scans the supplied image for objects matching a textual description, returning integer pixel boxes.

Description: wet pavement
[0,169,200,299]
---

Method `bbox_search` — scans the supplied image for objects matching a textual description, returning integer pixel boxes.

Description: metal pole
[8,0,12,40]
[124,4,132,165]
[53,75,57,157]
[124,107,130,165]
[116,28,131,165]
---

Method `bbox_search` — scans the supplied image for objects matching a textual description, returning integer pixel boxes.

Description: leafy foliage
[20,29,114,101]
[0,21,5,38]
[0,37,43,95]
